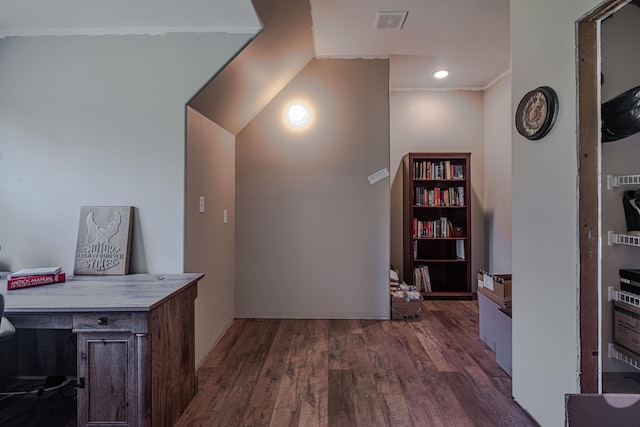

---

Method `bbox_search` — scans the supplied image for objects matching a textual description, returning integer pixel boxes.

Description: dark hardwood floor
[176,300,536,427]
[0,378,76,427]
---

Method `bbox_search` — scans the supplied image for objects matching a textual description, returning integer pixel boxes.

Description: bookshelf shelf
[413,237,467,241]
[419,291,472,300]
[413,206,466,210]
[403,152,472,299]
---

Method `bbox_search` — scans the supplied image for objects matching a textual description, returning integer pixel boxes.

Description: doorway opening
[577,0,633,394]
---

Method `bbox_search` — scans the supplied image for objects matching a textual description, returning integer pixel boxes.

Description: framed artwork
[74,206,133,275]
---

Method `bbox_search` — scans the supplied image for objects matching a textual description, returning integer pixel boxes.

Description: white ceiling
[311,0,510,89]
[0,0,510,89]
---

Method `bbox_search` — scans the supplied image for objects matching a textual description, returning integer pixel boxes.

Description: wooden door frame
[577,0,629,393]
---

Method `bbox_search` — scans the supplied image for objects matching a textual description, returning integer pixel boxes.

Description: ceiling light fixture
[288,104,307,124]
[285,102,313,130]
[433,69,450,79]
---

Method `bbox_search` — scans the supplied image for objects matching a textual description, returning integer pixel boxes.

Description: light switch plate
[199,197,205,213]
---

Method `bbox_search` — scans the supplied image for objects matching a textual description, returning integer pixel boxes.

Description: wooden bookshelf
[403,152,472,299]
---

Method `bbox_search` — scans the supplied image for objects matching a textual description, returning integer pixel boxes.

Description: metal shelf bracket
[607,174,640,190]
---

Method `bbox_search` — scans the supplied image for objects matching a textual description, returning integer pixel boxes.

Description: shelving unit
[606,173,640,385]
[402,152,472,299]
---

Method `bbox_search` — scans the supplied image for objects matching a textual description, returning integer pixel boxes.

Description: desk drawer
[73,312,133,332]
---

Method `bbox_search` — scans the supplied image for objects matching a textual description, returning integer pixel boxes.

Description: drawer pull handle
[97,317,108,325]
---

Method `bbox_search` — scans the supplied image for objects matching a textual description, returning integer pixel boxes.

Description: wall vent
[374,11,408,30]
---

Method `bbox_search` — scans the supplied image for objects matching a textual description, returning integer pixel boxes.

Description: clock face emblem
[515,86,558,140]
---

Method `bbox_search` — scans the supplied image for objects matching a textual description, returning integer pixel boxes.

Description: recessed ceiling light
[433,69,450,79]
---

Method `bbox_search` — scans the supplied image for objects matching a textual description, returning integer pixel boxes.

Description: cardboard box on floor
[391,297,422,321]
[478,272,512,308]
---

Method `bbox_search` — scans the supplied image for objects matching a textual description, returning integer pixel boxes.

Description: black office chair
[0,294,15,342]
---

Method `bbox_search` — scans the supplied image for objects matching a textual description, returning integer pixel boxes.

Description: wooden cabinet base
[2,274,201,427]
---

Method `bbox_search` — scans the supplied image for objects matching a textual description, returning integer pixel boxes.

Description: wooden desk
[1,273,202,427]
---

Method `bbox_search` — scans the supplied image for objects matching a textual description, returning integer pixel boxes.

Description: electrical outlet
[199,197,205,213]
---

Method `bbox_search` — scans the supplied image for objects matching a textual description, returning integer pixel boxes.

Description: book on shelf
[412,265,432,292]
[446,219,454,238]
[456,240,466,260]
[421,265,432,292]
[7,271,66,290]
[413,268,422,292]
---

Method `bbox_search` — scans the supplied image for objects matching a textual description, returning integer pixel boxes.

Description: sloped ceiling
[188,0,315,135]
[0,0,512,129]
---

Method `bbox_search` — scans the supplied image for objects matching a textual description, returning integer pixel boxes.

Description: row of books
[6,266,66,290]
[413,217,454,238]
[414,265,433,293]
[414,186,465,207]
[413,160,465,181]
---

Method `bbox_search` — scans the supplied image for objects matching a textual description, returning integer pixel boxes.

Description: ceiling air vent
[375,11,408,30]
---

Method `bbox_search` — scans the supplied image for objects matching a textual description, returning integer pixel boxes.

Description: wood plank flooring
[176,300,537,427]
[0,378,76,427]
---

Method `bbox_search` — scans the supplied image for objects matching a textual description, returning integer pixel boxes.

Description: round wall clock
[515,86,559,140]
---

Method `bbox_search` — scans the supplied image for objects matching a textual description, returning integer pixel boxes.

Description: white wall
[235,58,390,319]
[185,107,236,365]
[389,90,485,284]
[601,5,640,103]
[511,1,601,425]
[0,33,250,275]
[483,74,512,274]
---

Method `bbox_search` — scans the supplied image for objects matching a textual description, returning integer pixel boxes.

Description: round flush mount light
[285,102,313,130]
[433,69,450,79]
[288,104,308,124]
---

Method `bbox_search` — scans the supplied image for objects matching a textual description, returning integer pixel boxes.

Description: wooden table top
[1,273,203,313]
